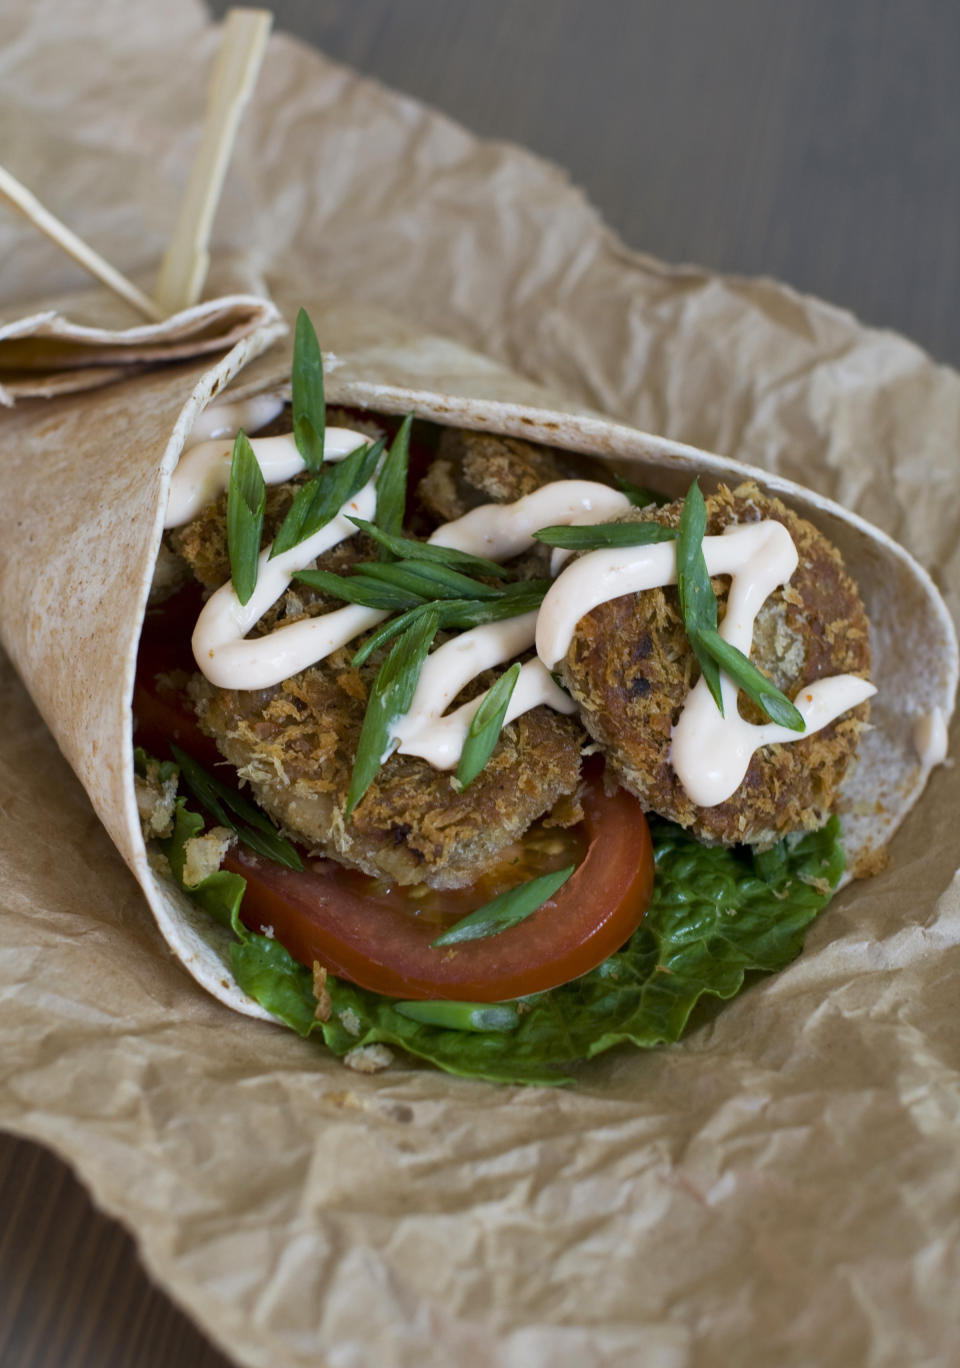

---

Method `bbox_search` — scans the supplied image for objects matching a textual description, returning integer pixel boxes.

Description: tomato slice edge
[135,588,655,1004]
[225,774,653,1002]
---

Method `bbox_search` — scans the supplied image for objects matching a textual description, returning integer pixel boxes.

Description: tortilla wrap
[0,259,284,405]
[0,301,955,1031]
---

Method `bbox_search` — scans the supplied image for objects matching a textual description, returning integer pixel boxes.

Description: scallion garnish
[613,473,669,507]
[350,604,436,666]
[297,556,518,615]
[270,437,385,558]
[268,476,319,557]
[695,627,805,731]
[676,480,806,730]
[294,559,517,614]
[431,864,575,946]
[675,479,724,713]
[170,746,303,870]
[345,606,441,818]
[354,559,502,601]
[532,522,677,550]
[456,662,521,789]
[437,580,550,624]
[373,414,412,554]
[349,581,550,668]
[393,1000,519,1032]
[291,308,325,474]
[292,568,423,612]
[347,517,510,579]
[226,430,265,606]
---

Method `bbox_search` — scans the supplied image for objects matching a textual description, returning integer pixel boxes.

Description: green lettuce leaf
[157,760,844,1086]
[164,798,247,930]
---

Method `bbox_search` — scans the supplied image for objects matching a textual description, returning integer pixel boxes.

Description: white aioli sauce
[169,415,876,800]
[429,481,634,559]
[191,474,385,690]
[536,521,877,805]
[165,428,368,529]
[186,392,285,445]
[913,707,949,766]
[391,612,575,768]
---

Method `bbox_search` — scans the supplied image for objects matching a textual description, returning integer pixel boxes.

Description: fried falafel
[161,424,588,888]
[558,482,872,848]
[189,658,583,889]
[159,407,871,886]
[416,427,604,524]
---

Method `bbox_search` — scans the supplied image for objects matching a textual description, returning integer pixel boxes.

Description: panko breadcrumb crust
[163,415,873,874]
[190,663,583,889]
[168,420,588,889]
[168,407,387,591]
[417,426,605,522]
[559,483,872,848]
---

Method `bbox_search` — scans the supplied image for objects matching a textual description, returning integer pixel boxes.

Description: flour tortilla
[0,303,955,1025]
[0,259,284,404]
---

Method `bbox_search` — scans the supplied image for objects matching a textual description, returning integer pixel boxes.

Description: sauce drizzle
[166,411,875,805]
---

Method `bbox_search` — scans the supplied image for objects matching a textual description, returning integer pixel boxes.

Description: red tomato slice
[135,590,654,1002]
[133,587,222,768]
[223,774,652,1001]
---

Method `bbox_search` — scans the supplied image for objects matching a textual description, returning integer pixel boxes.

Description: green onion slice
[694,626,805,731]
[270,438,384,559]
[349,603,436,666]
[456,662,521,789]
[431,864,575,947]
[226,430,266,606]
[613,473,670,507]
[292,308,325,473]
[373,414,412,552]
[393,1000,520,1032]
[170,746,302,870]
[533,522,677,550]
[346,607,441,818]
[347,517,510,579]
[293,569,423,612]
[354,559,501,601]
[675,479,724,713]
[350,582,549,668]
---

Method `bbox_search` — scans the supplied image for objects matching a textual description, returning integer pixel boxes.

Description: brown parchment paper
[2,4,960,1367]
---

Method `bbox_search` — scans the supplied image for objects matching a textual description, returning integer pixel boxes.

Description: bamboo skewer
[0,163,164,322]
[0,7,272,323]
[154,8,273,315]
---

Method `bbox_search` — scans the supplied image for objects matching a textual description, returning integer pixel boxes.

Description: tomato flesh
[135,590,655,1002]
[133,587,221,768]
[223,773,652,1001]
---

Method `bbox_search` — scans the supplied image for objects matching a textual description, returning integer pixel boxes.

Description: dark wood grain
[0,1129,233,1368]
[4,2,957,1364]
[228,0,960,367]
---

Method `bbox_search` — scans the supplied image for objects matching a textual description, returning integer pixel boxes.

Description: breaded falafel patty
[189,657,583,890]
[161,404,872,881]
[558,482,872,848]
[166,423,586,889]
[417,426,606,524]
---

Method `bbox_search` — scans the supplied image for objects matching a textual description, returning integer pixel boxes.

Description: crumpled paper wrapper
[2,3,960,1366]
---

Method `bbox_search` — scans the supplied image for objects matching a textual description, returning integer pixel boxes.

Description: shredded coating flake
[560,482,872,847]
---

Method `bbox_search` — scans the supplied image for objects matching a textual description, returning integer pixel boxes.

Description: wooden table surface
[3,2,958,1364]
